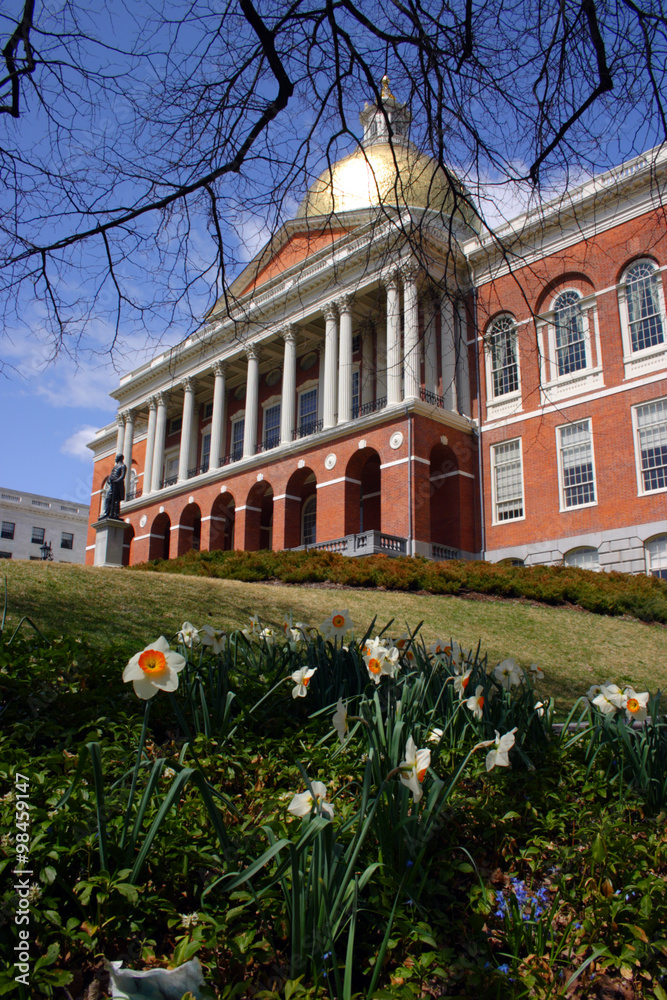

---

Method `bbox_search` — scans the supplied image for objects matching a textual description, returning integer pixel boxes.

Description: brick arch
[344,447,381,535]
[241,481,274,551]
[122,523,135,567]
[177,501,202,556]
[149,512,171,561]
[282,466,318,549]
[535,272,595,313]
[429,442,461,550]
[614,252,661,285]
[209,491,236,552]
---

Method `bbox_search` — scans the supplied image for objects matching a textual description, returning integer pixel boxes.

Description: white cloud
[61,426,100,461]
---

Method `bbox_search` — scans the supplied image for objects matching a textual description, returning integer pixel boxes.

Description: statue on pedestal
[103,454,127,520]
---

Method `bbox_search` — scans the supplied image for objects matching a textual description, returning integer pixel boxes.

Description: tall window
[231,418,245,460]
[264,403,281,449]
[488,316,519,397]
[645,535,667,579]
[558,420,596,507]
[31,526,45,544]
[61,532,74,550]
[201,432,211,472]
[1,521,14,540]
[554,291,586,375]
[492,439,524,521]
[302,496,317,546]
[635,398,667,492]
[351,369,360,417]
[625,261,665,352]
[298,387,318,434]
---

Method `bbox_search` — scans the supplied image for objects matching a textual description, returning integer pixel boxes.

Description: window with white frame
[554,291,587,376]
[487,315,519,398]
[635,398,667,492]
[351,368,360,417]
[302,495,317,546]
[163,453,179,484]
[645,535,667,578]
[492,439,524,521]
[564,547,600,571]
[298,387,318,434]
[231,416,245,460]
[624,260,665,352]
[263,402,281,449]
[201,431,211,471]
[557,419,596,508]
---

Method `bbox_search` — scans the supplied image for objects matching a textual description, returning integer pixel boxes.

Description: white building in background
[0,489,90,563]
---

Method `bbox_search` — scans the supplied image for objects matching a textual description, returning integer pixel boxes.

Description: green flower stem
[119,697,152,851]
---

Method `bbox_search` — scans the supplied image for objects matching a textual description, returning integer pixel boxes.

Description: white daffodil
[332,699,349,744]
[534,701,545,718]
[320,609,354,638]
[493,658,523,691]
[291,666,316,698]
[529,663,544,680]
[429,639,464,668]
[485,728,517,771]
[399,736,431,803]
[288,780,334,820]
[592,683,624,715]
[586,683,603,700]
[123,637,186,700]
[248,613,262,634]
[177,622,199,648]
[394,632,416,663]
[282,611,310,640]
[200,625,227,655]
[427,727,444,743]
[259,627,276,644]
[454,669,472,699]
[363,636,400,684]
[621,687,649,723]
[465,684,485,720]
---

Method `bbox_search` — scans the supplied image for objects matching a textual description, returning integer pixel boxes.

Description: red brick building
[87,90,667,577]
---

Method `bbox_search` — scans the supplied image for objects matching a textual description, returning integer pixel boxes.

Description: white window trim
[230,410,246,459]
[644,533,667,577]
[301,495,317,546]
[563,546,601,571]
[297,380,319,427]
[555,417,598,512]
[163,447,179,482]
[484,315,522,417]
[351,362,361,414]
[631,395,667,497]
[617,260,667,379]
[537,289,603,403]
[200,429,211,466]
[490,437,526,526]
[261,396,282,445]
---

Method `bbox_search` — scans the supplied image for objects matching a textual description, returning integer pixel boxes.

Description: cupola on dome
[296,78,478,229]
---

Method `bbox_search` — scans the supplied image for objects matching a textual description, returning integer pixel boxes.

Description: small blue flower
[406,860,414,868]
[497,964,510,974]
[322,952,332,961]
[575,923,582,929]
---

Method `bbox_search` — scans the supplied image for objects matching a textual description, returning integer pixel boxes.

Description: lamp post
[39,541,53,561]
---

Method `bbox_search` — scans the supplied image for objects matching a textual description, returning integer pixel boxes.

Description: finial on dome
[380,75,395,101]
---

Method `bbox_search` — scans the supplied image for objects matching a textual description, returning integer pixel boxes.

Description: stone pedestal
[92,518,128,568]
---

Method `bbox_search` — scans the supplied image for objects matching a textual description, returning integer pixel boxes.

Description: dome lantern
[359,76,411,148]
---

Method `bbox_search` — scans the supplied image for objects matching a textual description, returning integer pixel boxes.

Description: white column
[115,414,125,455]
[143,398,157,494]
[376,314,387,403]
[152,392,169,489]
[280,328,297,445]
[423,294,438,396]
[322,304,338,429]
[209,362,227,470]
[243,347,260,458]
[361,327,374,406]
[337,294,353,423]
[402,265,420,400]
[122,409,135,495]
[440,296,457,411]
[456,301,471,416]
[385,273,401,405]
[178,377,196,481]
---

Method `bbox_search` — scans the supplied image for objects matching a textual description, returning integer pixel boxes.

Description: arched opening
[283,467,318,549]
[122,523,135,566]
[563,546,600,571]
[244,481,274,551]
[149,512,171,561]
[645,535,667,578]
[344,448,381,535]
[178,501,202,556]
[210,492,235,551]
[429,443,460,549]
[99,477,110,517]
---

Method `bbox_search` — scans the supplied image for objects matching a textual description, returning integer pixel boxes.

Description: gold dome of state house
[296,142,473,223]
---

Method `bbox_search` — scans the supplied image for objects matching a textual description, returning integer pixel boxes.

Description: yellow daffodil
[288,780,334,820]
[320,609,354,638]
[200,625,227,655]
[493,658,523,690]
[464,684,485,719]
[485,728,517,771]
[123,637,186,700]
[621,687,649,723]
[399,736,431,803]
[332,698,348,743]
[291,666,316,698]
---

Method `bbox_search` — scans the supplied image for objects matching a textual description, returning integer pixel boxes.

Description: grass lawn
[2,560,665,708]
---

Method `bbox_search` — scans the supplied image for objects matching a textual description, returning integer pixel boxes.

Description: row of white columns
[114,276,471,500]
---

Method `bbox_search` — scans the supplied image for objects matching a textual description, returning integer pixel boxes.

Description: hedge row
[131,549,667,624]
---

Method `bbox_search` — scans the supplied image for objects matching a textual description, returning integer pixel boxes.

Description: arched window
[302,496,317,547]
[128,468,139,500]
[487,315,519,397]
[625,260,665,352]
[564,547,600,571]
[554,291,586,375]
[645,535,667,579]
[100,478,110,516]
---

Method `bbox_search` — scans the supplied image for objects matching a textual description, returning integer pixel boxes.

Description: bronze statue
[103,454,127,519]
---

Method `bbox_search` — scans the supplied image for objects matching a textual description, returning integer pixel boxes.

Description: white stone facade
[0,489,90,563]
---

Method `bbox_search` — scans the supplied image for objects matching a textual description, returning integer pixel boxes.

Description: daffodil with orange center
[363,636,399,685]
[123,637,186,700]
[621,687,649,723]
[319,609,354,639]
[399,736,431,803]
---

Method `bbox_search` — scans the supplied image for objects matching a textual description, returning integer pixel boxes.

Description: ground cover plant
[1,581,666,1000]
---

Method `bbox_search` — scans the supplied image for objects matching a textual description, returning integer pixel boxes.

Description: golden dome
[296,142,477,228]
